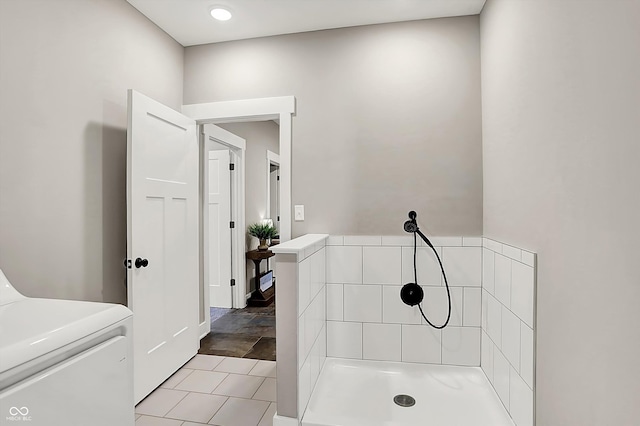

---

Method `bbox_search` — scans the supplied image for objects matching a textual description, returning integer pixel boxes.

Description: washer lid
[0,298,132,373]
[0,268,26,306]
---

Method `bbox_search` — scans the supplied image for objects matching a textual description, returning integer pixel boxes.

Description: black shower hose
[412,231,452,329]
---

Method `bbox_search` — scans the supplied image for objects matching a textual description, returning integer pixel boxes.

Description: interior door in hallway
[207,149,232,308]
[127,90,199,404]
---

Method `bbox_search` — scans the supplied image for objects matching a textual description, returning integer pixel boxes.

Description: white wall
[480,0,640,424]
[184,17,483,237]
[0,0,184,303]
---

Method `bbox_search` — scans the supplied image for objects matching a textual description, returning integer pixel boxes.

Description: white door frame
[266,150,280,223]
[201,124,247,315]
[182,96,295,242]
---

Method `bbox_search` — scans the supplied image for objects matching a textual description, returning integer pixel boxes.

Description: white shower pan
[0,269,134,426]
[302,357,514,426]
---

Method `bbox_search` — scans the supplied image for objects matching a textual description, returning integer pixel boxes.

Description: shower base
[302,358,514,426]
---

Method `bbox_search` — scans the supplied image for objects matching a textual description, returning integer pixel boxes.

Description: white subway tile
[343,285,382,323]
[327,246,362,284]
[298,258,311,314]
[520,323,534,389]
[481,290,488,331]
[381,235,414,246]
[401,247,442,286]
[511,261,535,328]
[481,331,494,383]
[309,341,321,390]
[463,237,483,247]
[327,321,362,359]
[363,323,401,362]
[430,236,463,246]
[344,236,381,246]
[442,327,481,366]
[493,348,511,410]
[501,307,521,370]
[326,284,343,321]
[521,251,536,267]
[316,287,326,337]
[363,247,402,285]
[304,306,316,359]
[309,248,326,298]
[303,245,318,261]
[326,235,344,246]
[463,287,482,327]
[442,247,482,287]
[382,285,422,325]
[487,293,502,347]
[401,324,442,364]
[423,286,462,327]
[494,254,512,307]
[502,244,522,262]
[319,325,327,360]
[483,238,503,253]
[482,248,495,295]
[298,313,305,369]
[510,367,534,426]
[298,359,312,417]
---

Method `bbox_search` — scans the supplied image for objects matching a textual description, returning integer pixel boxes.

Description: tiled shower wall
[481,238,536,426]
[296,244,326,419]
[325,235,483,366]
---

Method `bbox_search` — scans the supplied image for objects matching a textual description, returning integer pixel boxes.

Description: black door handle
[135,258,149,268]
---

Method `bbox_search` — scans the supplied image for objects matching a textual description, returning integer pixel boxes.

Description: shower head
[403,211,418,233]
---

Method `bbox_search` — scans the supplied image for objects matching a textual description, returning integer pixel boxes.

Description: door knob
[135,258,149,268]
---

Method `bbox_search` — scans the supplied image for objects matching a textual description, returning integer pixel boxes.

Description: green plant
[247,222,278,240]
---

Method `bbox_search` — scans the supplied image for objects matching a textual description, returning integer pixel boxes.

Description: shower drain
[393,394,416,407]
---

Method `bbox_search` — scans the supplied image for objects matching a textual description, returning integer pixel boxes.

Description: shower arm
[414,227,435,249]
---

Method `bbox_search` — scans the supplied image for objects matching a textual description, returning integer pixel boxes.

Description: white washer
[0,269,134,426]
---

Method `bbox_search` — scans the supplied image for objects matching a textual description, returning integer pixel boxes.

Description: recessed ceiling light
[210,8,232,21]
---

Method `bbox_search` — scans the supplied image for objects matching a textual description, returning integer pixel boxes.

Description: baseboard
[273,413,298,426]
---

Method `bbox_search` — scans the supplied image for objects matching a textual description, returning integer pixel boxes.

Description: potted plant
[248,222,278,251]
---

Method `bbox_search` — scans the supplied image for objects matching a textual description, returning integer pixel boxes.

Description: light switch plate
[294,205,305,221]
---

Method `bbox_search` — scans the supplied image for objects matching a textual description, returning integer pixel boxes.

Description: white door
[127,90,199,404]
[206,150,232,308]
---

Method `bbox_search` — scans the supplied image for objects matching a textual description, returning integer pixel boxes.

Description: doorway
[184,98,294,363]
[200,121,280,361]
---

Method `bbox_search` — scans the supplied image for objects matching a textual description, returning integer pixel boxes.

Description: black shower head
[404,211,418,233]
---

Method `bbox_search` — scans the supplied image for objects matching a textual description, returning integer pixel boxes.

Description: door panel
[207,150,232,308]
[127,90,199,404]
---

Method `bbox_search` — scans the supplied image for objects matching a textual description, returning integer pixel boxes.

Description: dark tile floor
[199,303,276,361]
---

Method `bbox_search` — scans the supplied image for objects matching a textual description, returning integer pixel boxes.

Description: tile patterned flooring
[199,305,276,361]
[135,355,276,426]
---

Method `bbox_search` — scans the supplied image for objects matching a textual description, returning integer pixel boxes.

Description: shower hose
[411,230,452,329]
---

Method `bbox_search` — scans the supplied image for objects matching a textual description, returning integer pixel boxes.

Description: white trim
[202,124,247,309]
[267,150,280,165]
[182,96,295,242]
[266,150,280,222]
[182,96,295,123]
[272,414,299,426]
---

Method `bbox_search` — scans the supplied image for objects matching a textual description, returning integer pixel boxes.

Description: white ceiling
[126,0,486,47]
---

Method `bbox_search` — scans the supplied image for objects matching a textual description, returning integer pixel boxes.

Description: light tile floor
[136,355,277,426]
